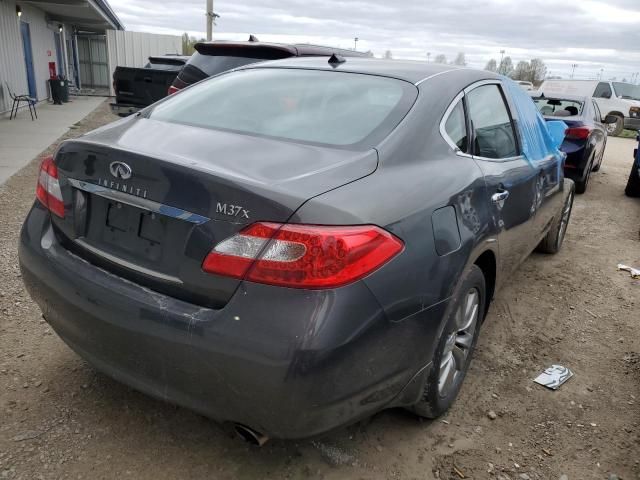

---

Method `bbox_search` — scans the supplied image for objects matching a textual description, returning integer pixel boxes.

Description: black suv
[168,36,369,94]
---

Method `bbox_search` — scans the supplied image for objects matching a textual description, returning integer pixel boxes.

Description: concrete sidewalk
[0,97,105,184]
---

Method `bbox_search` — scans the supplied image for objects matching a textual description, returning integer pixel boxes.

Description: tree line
[424,51,547,83]
[484,56,547,84]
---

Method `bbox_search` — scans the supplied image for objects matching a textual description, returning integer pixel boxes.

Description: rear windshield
[532,97,583,117]
[150,68,416,147]
[187,51,268,77]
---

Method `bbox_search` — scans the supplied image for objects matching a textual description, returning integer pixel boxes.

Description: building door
[76,35,109,89]
[54,32,65,77]
[20,22,37,99]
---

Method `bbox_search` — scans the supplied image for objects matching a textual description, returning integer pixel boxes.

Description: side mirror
[600,91,612,99]
[604,114,619,124]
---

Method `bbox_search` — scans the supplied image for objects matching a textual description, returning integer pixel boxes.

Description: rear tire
[536,181,575,254]
[625,162,640,197]
[591,144,605,172]
[606,115,624,137]
[575,157,593,194]
[410,265,485,419]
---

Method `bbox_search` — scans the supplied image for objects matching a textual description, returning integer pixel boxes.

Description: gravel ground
[0,100,639,480]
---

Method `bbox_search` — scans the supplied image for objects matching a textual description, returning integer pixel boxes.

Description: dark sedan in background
[168,36,369,95]
[532,93,616,193]
[19,57,573,442]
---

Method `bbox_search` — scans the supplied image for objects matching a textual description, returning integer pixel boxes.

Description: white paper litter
[534,365,574,390]
[618,264,640,279]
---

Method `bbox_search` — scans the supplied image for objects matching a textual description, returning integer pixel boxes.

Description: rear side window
[151,68,417,148]
[466,85,518,159]
[443,100,468,152]
[593,82,612,99]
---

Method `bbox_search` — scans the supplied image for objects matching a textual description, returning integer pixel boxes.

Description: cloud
[108,0,640,80]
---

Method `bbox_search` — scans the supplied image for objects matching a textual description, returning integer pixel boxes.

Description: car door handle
[491,190,510,203]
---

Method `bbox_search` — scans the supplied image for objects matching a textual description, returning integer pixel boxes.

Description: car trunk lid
[51,117,378,308]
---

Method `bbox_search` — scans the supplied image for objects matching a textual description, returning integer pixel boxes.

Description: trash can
[49,78,63,105]
[60,78,69,103]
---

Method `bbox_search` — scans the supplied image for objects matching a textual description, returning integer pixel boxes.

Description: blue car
[626,132,640,197]
[531,93,616,193]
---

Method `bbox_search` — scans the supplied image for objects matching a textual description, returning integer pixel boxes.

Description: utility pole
[570,63,578,79]
[206,0,213,41]
[426,52,431,63]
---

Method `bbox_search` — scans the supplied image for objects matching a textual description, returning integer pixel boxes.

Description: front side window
[593,82,612,99]
[612,82,640,101]
[150,68,416,147]
[466,84,518,159]
[444,100,468,152]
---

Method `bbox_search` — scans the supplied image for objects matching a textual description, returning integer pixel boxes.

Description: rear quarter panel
[291,70,500,324]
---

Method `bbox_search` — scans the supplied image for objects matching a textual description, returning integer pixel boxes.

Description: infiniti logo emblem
[109,161,132,180]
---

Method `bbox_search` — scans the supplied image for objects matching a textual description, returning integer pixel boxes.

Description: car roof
[237,56,499,85]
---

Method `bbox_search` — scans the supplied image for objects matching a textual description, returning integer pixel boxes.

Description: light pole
[427,52,431,63]
[354,37,358,51]
[499,50,505,74]
[599,68,604,81]
[570,63,578,79]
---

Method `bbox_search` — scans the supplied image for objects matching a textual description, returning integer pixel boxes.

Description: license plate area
[103,201,164,261]
[80,194,191,274]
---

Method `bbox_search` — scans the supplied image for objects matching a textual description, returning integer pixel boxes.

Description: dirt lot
[1,100,639,480]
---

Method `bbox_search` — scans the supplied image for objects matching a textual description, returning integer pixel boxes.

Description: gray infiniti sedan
[19,56,574,442]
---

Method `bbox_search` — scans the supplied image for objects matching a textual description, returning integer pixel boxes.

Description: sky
[108,0,640,81]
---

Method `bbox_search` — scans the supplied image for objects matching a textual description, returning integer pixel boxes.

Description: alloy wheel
[438,288,480,398]
[557,190,574,249]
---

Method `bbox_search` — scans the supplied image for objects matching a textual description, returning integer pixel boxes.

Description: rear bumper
[109,103,141,117]
[563,148,590,181]
[19,204,444,439]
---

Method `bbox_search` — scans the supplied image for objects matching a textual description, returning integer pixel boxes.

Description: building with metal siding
[0,0,123,115]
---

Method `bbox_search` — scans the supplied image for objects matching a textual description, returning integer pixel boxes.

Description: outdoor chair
[4,82,37,121]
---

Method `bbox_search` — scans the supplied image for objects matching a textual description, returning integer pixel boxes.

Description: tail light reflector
[565,127,591,140]
[167,85,180,95]
[36,155,64,218]
[202,222,404,288]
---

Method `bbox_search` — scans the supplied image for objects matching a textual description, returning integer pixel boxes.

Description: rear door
[464,81,541,275]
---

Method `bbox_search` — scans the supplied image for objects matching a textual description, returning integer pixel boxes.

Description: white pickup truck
[537,79,640,136]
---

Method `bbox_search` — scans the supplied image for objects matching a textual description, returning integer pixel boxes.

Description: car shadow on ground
[37,347,438,474]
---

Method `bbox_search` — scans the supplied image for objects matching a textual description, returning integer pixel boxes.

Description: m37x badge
[216,202,250,219]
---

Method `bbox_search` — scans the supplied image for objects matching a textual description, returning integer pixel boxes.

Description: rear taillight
[167,85,179,95]
[202,222,404,288]
[35,155,64,218]
[565,127,591,140]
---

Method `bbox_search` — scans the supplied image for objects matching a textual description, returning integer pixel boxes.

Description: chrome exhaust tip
[233,423,269,447]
